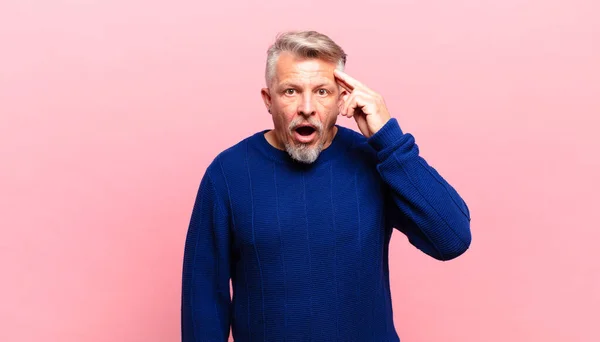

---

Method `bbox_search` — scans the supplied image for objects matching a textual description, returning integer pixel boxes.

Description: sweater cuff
[367,118,405,152]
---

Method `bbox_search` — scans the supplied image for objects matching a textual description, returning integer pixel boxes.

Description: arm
[181,171,231,341]
[333,69,471,261]
[368,118,472,261]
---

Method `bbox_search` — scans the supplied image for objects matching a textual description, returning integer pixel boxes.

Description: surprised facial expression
[262,51,345,164]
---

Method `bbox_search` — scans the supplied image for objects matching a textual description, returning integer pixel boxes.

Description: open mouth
[293,125,318,143]
[295,126,316,136]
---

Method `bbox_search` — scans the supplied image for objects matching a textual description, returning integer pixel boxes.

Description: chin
[286,144,322,164]
[285,133,325,164]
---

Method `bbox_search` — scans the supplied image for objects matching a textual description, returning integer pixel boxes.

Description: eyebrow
[278,81,335,89]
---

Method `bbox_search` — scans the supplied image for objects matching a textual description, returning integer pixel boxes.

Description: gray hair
[265,30,347,87]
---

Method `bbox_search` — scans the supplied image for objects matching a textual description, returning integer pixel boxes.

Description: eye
[317,89,329,96]
[284,89,296,95]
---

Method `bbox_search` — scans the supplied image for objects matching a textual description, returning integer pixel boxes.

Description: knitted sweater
[181,118,471,341]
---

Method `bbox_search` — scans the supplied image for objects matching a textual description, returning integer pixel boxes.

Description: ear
[337,88,348,107]
[261,88,272,113]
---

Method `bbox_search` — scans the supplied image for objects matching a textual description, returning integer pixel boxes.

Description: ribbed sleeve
[181,171,232,341]
[368,118,472,260]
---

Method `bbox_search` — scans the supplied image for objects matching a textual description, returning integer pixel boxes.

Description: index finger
[335,75,354,93]
[333,69,363,90]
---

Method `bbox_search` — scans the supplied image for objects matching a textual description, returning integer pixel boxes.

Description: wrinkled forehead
[277,75,336,88]
[274,55,337,86]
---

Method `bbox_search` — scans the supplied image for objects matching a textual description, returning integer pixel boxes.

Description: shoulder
[204,133,254,177]
[337,125,378,165]
[201,131,265,197]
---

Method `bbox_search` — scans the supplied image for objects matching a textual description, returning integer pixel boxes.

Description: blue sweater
[181,118,471,341]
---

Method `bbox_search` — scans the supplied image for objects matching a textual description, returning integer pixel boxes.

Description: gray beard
[285,140,324,164]
[284,116,326,164]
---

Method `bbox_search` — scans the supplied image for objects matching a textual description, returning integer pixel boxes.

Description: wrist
[367,118,404,152]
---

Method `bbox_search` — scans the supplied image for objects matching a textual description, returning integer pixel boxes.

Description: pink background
[1,0,599,341]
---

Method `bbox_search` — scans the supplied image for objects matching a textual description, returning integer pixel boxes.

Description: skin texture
[261,51,392,162]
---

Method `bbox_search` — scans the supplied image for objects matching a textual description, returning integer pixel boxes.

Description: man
[181,30,471,341]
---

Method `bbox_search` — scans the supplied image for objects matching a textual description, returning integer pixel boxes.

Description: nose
[298,93,316,117]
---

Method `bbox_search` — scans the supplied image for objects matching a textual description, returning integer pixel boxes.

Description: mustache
[288,117,323,131]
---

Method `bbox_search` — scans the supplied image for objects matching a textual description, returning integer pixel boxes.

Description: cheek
[317,99,339,121]
[275,99,297,116]
[272,111,294,130]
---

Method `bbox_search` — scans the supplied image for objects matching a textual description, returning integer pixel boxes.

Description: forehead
[274,52,336,85]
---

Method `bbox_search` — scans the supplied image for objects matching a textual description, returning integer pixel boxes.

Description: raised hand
[334,69,391,138]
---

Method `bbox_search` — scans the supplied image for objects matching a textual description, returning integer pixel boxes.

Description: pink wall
[1,0,599,341]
